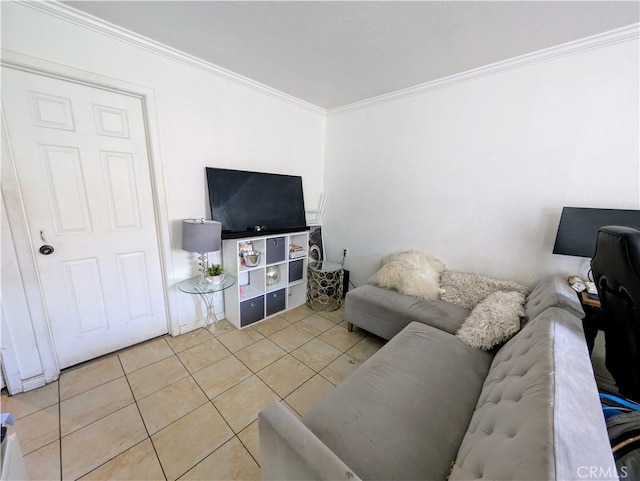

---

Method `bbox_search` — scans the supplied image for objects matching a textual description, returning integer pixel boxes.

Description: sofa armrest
[258,402,361,481]
[525,275,585,321]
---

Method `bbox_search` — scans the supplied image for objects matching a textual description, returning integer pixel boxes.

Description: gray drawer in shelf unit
[240,296,265,327]
[266,288,287,316]
[266,237,286,264]
[289,259,304,282]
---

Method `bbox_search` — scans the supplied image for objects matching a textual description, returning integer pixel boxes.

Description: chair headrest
[591,225,640,293]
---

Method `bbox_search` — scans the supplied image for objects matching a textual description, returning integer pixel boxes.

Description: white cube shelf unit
[222,230,309,328]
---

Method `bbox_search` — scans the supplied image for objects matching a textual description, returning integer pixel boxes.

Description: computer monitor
[553,207,640,257]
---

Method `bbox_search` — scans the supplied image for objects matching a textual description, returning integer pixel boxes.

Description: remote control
[568,275,586,293]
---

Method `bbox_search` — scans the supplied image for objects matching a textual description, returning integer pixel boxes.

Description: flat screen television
[206,167,308,239]
[553,207,640,257]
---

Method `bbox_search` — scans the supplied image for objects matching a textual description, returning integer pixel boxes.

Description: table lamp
[182,219,221,282]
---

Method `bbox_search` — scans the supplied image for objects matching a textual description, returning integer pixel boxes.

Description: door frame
[1,50,178,390]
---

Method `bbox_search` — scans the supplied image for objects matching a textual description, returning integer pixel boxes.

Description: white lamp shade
[182,219,221,253]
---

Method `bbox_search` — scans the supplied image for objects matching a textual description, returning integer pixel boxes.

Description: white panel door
[2,67,168,369]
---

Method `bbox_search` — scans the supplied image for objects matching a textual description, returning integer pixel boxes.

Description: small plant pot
[207,274,225,285]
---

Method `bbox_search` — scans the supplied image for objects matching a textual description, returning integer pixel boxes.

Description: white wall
[1,3,326,332]
[324,39,639,288]
[2,3,638,390]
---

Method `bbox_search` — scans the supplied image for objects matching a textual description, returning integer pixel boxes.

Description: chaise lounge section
[258,275,617,480]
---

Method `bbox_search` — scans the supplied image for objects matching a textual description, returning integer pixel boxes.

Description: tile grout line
[251,313,362,412]
[66,351,167,480]
[58,378,62,481]
[4,381,64,479]
[117,351,170,481]
[132,342,237,480]
[177,338,244,468]
[167,309,349,472]
[168,339,260,480]
[18,307,357,480]
[235,412,264,467]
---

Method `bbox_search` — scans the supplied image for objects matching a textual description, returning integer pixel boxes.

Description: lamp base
[196,252,209,281]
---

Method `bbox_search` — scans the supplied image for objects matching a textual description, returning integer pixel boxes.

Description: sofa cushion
[345,284,470,340]
[524,275,584,321]
[450,307,616,480]
[440,270,529,309]
[302,322,494,481]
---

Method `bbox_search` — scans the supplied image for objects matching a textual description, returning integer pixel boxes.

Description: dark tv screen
[553,207,640,257]
[206,167,307,238]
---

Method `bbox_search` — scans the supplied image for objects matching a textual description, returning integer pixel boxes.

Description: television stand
[222,229,309,328]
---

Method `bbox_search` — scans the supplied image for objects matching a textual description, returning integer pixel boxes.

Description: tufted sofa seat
[258,276,617,480]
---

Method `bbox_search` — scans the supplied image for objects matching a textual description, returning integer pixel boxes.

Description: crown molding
[16,2,639,117]
[328,22,640,116]
[20,0,326,115]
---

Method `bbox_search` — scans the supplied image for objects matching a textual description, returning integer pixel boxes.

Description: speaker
[342,269,350,298]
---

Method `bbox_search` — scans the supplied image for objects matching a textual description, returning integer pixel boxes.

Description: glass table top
[308,261,343,272]
[179,275,236,294]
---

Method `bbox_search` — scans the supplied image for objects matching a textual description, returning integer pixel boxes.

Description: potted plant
[206,264,225,284]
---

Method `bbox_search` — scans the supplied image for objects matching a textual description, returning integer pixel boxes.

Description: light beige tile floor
[1,306,385,481]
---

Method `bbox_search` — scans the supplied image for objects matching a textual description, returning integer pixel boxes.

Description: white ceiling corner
[39,1,640,111]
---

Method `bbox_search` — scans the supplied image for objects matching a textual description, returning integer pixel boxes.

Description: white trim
[1,52,180,376]
[178,308,226,336]
[1,120,59,393]
[15,2,639,116]
[1,303,26,395]
[21,375,47,392]
[329,23,640,115]
[20,0,325,115]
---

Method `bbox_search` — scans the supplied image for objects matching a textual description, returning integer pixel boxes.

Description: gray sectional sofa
[258,275,617,480]
[344,274,587,340]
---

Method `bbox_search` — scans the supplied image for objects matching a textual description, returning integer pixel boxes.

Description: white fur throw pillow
[369,251,445,301]
[456,290,526,350]
[439,271,529,310]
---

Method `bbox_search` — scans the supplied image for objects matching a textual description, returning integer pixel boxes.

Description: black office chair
[591,226,640,402]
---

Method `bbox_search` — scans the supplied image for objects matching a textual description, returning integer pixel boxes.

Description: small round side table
[306,261,343,312]
[179,275,236,328]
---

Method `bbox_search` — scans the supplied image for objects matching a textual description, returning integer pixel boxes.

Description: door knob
[38,231,54,254]
[39,245,54,255]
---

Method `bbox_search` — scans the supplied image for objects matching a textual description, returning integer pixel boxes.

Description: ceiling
[63,1,639,110]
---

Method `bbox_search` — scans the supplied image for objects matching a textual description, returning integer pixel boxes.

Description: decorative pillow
[439,270,529,310]
[369,251,445,301]
[379,250,446,272]
[456,290,526,350]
